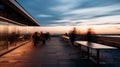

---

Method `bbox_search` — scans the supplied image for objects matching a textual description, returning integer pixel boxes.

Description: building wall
[0,18,34,51]
[0,1,40,51]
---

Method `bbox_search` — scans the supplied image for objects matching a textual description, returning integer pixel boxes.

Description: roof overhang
[0,0,40,26]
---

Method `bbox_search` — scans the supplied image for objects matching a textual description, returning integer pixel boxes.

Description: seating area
[60,35,70,42]
[75,41,117,64]
[61,35,119,64]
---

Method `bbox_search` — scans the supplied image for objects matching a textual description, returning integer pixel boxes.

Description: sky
[16,0,120,34]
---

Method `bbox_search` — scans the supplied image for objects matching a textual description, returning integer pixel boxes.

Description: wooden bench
[60,35,70,42]
[75,41,118,64]
[106,41,120,45]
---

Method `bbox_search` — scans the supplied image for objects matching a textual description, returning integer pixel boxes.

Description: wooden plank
[61,35,69,40]
[75,41,117,49]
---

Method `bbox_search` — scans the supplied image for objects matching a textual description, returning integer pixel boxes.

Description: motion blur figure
[69,27,77,45]
[46,32,51,40]
[86,28,96,42]
[86,28,92,42]
[32,32,39,46]
[40,32,46,45]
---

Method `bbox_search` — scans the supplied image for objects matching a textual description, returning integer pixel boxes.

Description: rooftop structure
[0,0,40,26]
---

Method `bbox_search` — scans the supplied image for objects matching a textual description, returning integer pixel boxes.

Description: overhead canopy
[0,0,40,26]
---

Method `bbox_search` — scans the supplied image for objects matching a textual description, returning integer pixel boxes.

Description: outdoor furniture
[61,35,69,42]
[75,41,118,64]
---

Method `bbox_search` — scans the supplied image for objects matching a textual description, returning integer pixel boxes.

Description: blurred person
[86,28,95,42]
[9,32,17,46]
[65,33,68,36]
[32,32,39,46]
[69,27,77,45]
[46,32,51,40]
[40,32,46,45]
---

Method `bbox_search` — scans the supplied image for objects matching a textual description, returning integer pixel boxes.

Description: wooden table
[75,41,117,64]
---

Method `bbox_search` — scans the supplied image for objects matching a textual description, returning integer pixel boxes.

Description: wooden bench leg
[79,44,81,50]
[96,49,100,64]
[87,47,90,59]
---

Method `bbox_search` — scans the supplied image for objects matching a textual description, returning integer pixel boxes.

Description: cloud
[52,19,70,22]
[51,19,84,26]
[63,4,120,17]
[49,5,73,12]
[37,14,53,18]
[116,28,120,30]
[49,0,79,13]
[50,14,120,26]
[17,0,120,27]
[76,15,120,26]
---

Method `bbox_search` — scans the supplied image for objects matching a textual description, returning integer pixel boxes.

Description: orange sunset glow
[0,0,120,66]
[27,25,120,34]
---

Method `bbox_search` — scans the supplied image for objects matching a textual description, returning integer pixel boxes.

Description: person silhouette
[86,28,92,42]
[86,28,95,42]
[69,27,77,45]
[32,32,39,46]
[40,32,46,45]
